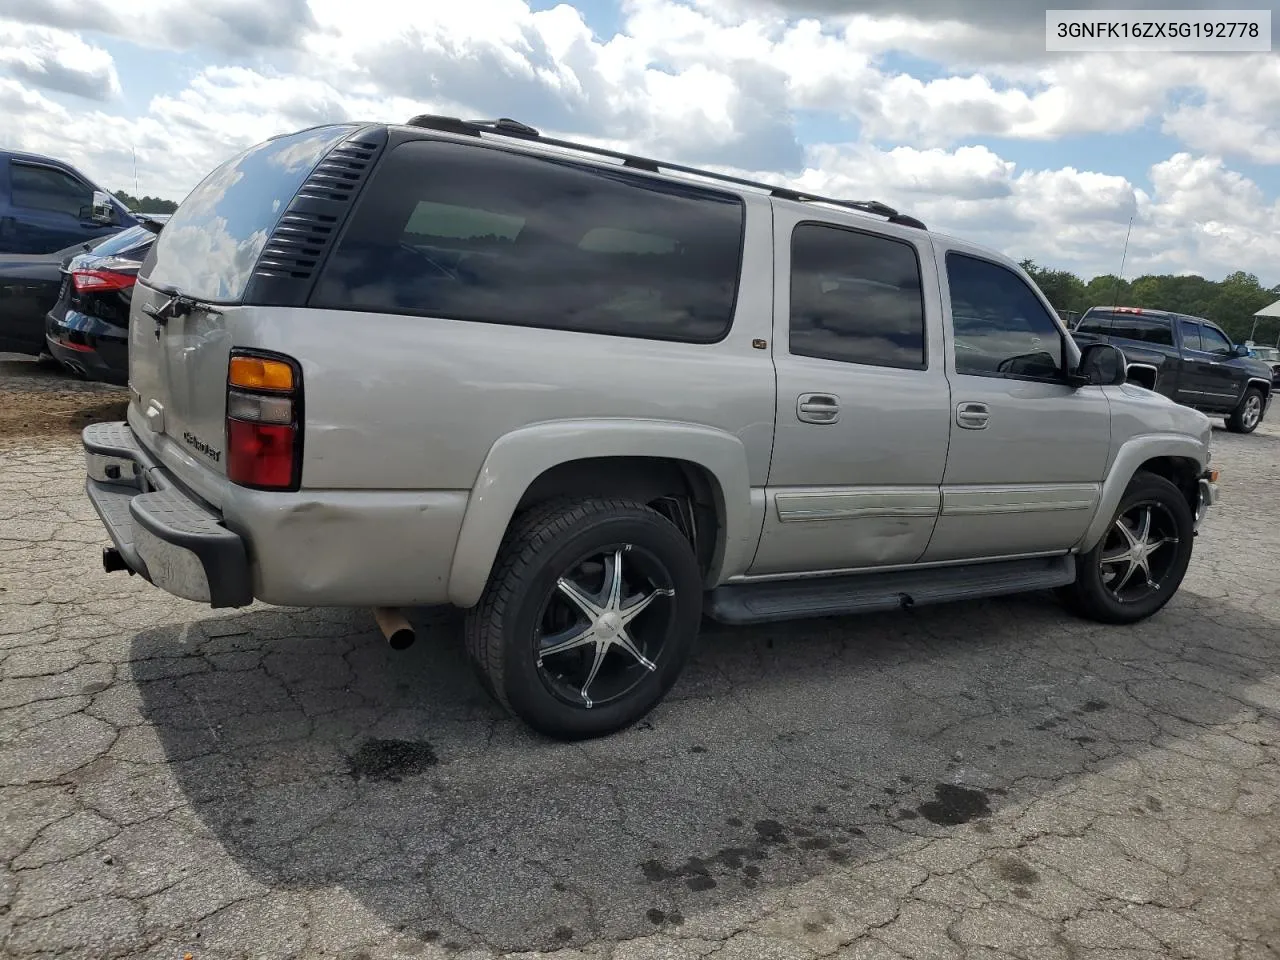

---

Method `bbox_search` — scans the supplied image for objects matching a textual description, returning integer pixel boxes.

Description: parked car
[1,150,138,254]
[1245,344,1280,390]
[45,216,167,384]
[0,237,108,356]
[1072,306,1274,433]
[81,116,1217,740]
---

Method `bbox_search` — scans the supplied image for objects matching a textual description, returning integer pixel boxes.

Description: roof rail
[404,114,928,230]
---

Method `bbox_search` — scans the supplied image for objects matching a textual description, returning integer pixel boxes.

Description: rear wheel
[464,498,703,740]
[1059,472,1194,625]
[1226,387,1265,433]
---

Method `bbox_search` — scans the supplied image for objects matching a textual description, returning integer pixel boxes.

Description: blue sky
[2,0,1277,283]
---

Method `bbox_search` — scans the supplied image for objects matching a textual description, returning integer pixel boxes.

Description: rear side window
[1075,312,1111,335]
[788,223,926,369]
[310,139,745,343]
[144,124,357,302]
[11,163,92,217]
[1108,312,1174,346]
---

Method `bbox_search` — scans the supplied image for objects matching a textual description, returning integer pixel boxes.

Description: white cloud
[0,0,1275,286]
[0,20,120,100]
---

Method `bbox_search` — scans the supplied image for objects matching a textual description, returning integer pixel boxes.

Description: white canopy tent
[1248,299,1280,345]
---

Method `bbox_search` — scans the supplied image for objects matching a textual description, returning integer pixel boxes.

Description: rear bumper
[45,310,128,385]
[83,421,253,608]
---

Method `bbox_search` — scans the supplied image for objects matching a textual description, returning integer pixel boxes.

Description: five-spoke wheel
[464,498,703,740]
[1059,471,1194,625]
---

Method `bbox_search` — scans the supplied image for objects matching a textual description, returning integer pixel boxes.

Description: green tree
[114,190,179,214]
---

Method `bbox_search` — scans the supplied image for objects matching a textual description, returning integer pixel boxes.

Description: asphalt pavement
[1,359,1278,959]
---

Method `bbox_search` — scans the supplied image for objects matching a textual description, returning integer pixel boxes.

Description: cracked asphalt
[2,355,1279,960]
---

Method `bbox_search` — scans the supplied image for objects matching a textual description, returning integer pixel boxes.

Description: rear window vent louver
[245,128,388,305]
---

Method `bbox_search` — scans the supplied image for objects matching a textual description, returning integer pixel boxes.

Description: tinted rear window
[88,225,156,260]
[310,139,745,343]
[144,124,357,302]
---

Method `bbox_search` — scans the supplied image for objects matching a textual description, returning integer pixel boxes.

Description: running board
[705,555,1076,625]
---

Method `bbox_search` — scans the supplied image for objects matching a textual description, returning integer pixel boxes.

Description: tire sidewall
[500,509,703,739]
[1076,473,1195,622]
[1236,388,1264,433]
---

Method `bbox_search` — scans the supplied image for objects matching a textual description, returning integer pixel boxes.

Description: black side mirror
[1232,343,1251,358]
[1070,342,1128,387]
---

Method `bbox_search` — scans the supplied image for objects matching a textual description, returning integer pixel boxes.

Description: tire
[1226,387,1265,434]
[463,497,703,741]
[1059,471,1194,625]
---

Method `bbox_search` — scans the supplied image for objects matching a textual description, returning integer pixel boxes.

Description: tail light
[72,269,137,292]
[225,351,302,490]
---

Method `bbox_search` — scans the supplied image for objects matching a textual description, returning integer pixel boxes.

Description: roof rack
[405,114,928,231]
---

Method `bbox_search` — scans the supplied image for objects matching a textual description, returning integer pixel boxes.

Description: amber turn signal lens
[1208,469,1220,483]
[229,356,294,391]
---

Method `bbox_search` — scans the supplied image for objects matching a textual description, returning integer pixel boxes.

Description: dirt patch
[0,387,128,439]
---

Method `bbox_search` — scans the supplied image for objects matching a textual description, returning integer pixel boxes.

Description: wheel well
[515,456,723,576]
[1135,456,1199,513]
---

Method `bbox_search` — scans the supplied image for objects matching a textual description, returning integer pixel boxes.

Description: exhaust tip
[102,546,129,574]
[373,607,416,650]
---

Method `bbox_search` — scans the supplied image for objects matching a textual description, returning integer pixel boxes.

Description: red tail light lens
[227,420,297,488]
[72,269,137,292]
[226,350,302,491]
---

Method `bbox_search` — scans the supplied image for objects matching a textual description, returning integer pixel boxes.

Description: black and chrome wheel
[1059,471,1194,624]
[1227,387,1265,434]
[464,498,703,740]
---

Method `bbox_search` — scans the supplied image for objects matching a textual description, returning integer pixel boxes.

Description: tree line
[113,190,179,214]
[1021,260,1280,345]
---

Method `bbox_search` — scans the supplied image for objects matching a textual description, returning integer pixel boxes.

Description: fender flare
[1074,432,1209,553]
[446,418,756,608]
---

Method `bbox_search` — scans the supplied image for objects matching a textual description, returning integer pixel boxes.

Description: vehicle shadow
[130,590,1280,952]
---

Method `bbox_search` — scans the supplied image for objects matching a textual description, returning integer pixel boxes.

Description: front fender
[446,419,757,608]
[1074,432,1209,553]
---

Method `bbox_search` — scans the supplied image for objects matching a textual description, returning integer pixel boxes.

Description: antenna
[1108,216,1134,308]
[132,148,139,198]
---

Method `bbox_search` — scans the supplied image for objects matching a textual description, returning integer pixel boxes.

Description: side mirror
[1232,343,1251,358]
[1070,342,1128,387]
[90,190,117,225]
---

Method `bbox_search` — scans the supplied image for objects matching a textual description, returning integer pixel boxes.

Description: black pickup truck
[1072,306,1274,434]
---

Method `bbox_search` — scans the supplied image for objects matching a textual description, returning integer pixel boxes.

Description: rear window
[88,225,156,260]
[144,124,357,302]
[1075,312,1111,335]
[310,139,746,343]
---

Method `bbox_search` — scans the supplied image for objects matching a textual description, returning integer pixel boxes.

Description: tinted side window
[146,124,358,302]
[311,140,745,343]
[1179,320,1202,351]
[1075,312,1111,335]
[789,224,925,370]
[1200,325,1232,354]
[1109,313,1174,346]
[946,253,1064,380]
[11,163,92,217]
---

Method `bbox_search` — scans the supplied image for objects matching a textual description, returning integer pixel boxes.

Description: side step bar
[704,555,1076,625]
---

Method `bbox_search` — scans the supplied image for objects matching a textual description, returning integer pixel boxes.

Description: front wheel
[1059,472,1194,625]
[463,498,704,740]
[1226,387,1265,434]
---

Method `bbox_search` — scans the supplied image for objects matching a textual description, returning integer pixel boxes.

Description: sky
[1,0,1277,285]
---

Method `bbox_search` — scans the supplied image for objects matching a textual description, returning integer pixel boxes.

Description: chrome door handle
[797,393,840,424]
[956,401,989,429]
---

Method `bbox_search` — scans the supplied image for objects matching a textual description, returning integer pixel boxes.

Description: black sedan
[44,216,167,385]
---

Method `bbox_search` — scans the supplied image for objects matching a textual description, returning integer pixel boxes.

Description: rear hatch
[128,124,358,506]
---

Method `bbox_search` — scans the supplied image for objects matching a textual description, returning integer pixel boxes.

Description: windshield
[88,225,157,260]
[1251,346,1280,361]
[143,124,357,302]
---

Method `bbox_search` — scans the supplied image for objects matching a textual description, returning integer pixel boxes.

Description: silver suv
[82,116,1218,740]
